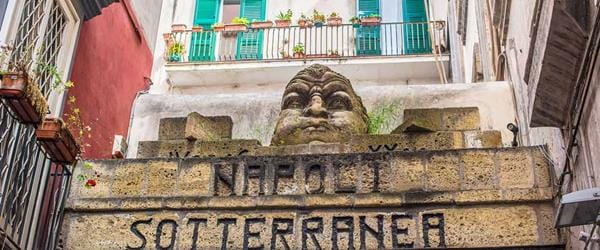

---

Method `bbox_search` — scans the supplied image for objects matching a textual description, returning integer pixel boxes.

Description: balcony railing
[166,21,446,63]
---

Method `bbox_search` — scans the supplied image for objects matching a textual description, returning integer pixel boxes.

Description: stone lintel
[394,107,481,132]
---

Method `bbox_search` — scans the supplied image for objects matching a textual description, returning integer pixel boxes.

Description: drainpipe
[124,76,152,158]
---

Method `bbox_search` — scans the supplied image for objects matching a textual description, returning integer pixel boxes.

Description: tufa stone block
[147,161,178,196]
[158,112,233,141]
[441,107,480,131]
[398,107,480,132]
[497,150,535,189]
[425,152,461,191]
[463,130,503,148]
[111,162,145,197]
[391,118,437,133]
[461,151,496,190]
[403,108,444,131]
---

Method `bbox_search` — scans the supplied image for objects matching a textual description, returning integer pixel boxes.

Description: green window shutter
[237,0,265,60]
[402,0,431,54]
[356,0,381,56]
[190,0,220,61]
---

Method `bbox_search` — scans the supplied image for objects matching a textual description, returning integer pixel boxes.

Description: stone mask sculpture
[271,64,368,145]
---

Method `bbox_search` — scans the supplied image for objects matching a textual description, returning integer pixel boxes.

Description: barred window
[11,0,47,64]
[37,0,67,95]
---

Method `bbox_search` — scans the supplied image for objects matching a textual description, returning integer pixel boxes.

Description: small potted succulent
[327,12,342,26]
[280,50,290,59]
[36,118,81,164]
[250,19,273,29]
[0,46,48,124]
[212,22,225,32]
[312,9,326,27]
[167,41,185,62]
[192,25,203,32]
[171,24,187,32]
[293,43,305,58]
[350,16,361,28]
[225,17,249,32]
[361,13,381,26]
[275,9,293,27]
[298,13,309,28]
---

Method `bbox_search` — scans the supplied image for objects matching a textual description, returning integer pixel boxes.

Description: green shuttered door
[402,0,431,54]
[237,0,265,60]
[190,0,220,61]
[356,0,381,56]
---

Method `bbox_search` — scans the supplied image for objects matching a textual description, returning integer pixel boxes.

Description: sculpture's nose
[303,95,328,119]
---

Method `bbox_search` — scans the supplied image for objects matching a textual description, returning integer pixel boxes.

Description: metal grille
[0,0,72,249]
[36,0,67,95]
[11,0,47,65]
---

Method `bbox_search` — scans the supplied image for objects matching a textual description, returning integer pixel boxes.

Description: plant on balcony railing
[327,12,343,26]
[192,25,203,32]
[312,9,326,27]
[361,13,381,26]
[212,22,225,32]
[250,19,273,29]
[226,17,249,32]
[350,16,361,27]
[293,43,305,58]
[0,46,48,124]
[168,41,185,62]
[275,9,293,27]
[298,13,312,28]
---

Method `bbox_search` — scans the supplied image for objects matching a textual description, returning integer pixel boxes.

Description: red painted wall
[66,1,152,159]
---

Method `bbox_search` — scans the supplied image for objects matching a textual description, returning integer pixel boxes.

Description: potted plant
[350,16,361,28]
[361,14,381,26]
[0,46,48,124]
[250,19,273,29]
[293,43,305,58]
[298,14,310,28]
[171,24,187,32]
[192,25,203,32]
[280,50,290,59]
[212,23,225,32]
[36,118,81,164]
[167,41,184,62]
[327,12,342,26]
[328,49,340,58]
[225,17,249,32]
[312,9,326,27]
[275,9,293,27]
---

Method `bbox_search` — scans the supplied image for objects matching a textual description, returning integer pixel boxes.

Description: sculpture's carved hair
[284,64,368,123]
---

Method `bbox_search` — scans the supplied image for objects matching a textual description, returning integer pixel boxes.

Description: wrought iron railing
[166,21,447,63]
[0,102,72,250]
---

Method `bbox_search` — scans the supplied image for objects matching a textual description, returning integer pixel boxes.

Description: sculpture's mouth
[303,125,330,132]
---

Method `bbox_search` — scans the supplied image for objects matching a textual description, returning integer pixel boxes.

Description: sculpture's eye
[283,96,305,109]
[327,95,351,110]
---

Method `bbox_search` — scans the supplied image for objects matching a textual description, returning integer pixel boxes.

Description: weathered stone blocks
[158,112,233,141]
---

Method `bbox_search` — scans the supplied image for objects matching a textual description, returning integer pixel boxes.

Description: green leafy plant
[366,13,381,18]
[276,9,293,21]
[367,103,401,134]
[168,41,185,56]
[231,17,250,25]
[350,16,360,23]
[293,43,305,54]
[329,12,339,18]
[312,9,326,23]
[77,162,99,189]
[299,13,308,21]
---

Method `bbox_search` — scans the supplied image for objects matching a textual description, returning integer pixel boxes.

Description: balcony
[164,21,449,89]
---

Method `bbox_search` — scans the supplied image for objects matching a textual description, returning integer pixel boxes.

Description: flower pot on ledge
[212,25,225,32]
[36,118,80,165]
[224,24,248,32]
[361,17,381,26]
[327,17,343,26]
[275,19,291,27]
[191,26,203,32]
[171,24,187,32]
[250,21,273,29]
[0,72,48,124]
[293,52,305,59]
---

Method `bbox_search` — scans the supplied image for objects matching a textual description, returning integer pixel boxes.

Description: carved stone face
[271,64,368,145]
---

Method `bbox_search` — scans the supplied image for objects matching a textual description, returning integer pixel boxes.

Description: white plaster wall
[129,0,163,52]
[267,0,356,22]
[127,81,517,158]
[462,0,479,83]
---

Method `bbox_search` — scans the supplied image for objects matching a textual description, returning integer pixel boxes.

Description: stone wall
[62,146,562,249]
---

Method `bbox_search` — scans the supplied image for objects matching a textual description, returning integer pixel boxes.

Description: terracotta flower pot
[192,26,203,32]
[360,17,381,26]
[212,25,225,32]
[293,52,305,58]
[250,21,273,29]
[0,73,47,124]
[298,20,308,28]
[36,118,80,164]
[275,20,291,27]
[224,24,248,32]
[171,24,187,32]
[327,17,343,26]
